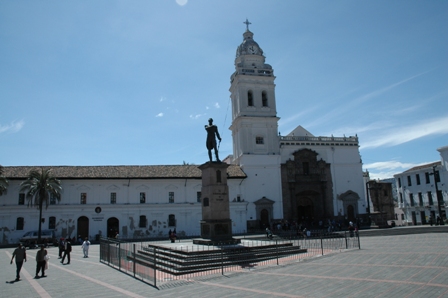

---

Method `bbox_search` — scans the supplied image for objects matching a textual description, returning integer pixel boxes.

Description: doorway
[77,216,89,240]
[107,217,119,238]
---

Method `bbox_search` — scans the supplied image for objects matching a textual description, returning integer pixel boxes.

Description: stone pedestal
[193,162,240,245]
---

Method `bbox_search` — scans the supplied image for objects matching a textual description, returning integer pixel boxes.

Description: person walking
[10,243,27,281]
[81,237,91,258]
[35,245,47,278]
[61,238,72,264]
[58,238,65,259]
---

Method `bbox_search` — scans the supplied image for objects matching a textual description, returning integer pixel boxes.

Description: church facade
[0,25,366,244]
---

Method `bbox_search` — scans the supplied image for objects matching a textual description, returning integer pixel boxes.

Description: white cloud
[362,115,448,149]
[159,97,166,102]
[214,102,220,109]
[205,106,209,110]
[189,114,203,120]
[155,113,164,117]
[0,120,25,134]
[363,160,437,180]
[176,0,188,6]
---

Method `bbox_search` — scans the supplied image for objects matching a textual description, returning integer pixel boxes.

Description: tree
[0,165,9,196]
[20,168,62,243]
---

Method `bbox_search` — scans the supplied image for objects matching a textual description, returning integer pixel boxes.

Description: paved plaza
[2,229,448,297]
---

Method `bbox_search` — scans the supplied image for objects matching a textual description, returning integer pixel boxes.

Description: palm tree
[20,168,62,243]
[0,165,9,196]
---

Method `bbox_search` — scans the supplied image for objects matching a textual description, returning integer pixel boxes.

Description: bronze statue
[205,118,221,162]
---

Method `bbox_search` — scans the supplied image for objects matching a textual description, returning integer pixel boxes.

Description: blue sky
[1,0,447,179]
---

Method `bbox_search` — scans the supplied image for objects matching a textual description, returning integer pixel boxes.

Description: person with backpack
[60,238,72,264]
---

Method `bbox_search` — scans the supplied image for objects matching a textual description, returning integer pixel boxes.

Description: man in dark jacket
[35,245,47,278]
[61,238,72,264]
[10,243,27,281]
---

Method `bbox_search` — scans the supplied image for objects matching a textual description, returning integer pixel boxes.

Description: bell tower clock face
[248,45,258,54]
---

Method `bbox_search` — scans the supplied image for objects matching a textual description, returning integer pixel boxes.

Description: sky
[1,0,447,180]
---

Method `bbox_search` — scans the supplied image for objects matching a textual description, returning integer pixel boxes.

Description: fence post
[118,242,121,271]
[321,235,324,256]
[221,245,224,275]
[276,239,279,265]
[107,239,110,265]
[133,244,136,278]
[345,231,348,249]
[357,232,361,249]
[154,247,157,287]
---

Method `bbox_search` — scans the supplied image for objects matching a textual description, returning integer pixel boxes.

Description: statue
[205,118,221,162]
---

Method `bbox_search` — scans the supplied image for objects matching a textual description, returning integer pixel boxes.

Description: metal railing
[99,231,360,288]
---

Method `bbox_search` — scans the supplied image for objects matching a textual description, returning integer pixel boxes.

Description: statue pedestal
[193,162,240,245]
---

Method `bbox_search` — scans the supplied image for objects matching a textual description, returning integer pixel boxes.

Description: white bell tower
[228,20,283,223]
[229,20,280,164]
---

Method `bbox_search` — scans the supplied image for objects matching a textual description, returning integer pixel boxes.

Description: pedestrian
[10,243,27,281]
[81,237,91,258]
[58,238,65,259]
[61,238,72,264]
[35,245,47,278]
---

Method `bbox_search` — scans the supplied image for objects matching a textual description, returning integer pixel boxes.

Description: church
[0,24,366,244]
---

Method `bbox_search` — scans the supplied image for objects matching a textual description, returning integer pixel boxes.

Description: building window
[168,214,176,227]
[110,193,116,204]
[401,214,405,220]
[169,192,174,203]
[203,197,209,207]
[398,178,401,187]
[303,162,310,175]
[416,174,420,185]
[139,215,147,228]
[435,170,440,183]
[418,193,423,206]
[248,91,253,106]
[262,91,268,107]
[407,176,412,186]
[425,172,430,184]
[140,192,146,204]
[256,137,264,144]
[16,217,24,230]
[428,191,433,205]
[399,193,403,203]
[197,192,201,203]
[18,193,25,205]
[50,194,57,205]
[395,214,398,220]
[80,193,87,204]
[49,216,56,229]
[409,193,414,207]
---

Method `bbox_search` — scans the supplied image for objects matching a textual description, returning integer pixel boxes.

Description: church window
[256,137,264,144]
[80,193,87,204]
[262,91,268,107]
[168,214,176,227]
[140,192,146,204]
[248,91,254,106]
[139,215,147,228]
[303,162,310,175]
[16,217,24,230]
[18,193,25,205]
[169,192,174,203]
[49,216,56,229]
[197,192,201,203]
[110,192,116,204]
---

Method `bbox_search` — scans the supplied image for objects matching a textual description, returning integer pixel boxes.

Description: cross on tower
[244,18,251,31]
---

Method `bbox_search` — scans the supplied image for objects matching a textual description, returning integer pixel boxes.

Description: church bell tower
[229,20,280,165]
[228,20,283,225]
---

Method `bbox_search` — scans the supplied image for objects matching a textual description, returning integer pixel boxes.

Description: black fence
[99,231,360,288]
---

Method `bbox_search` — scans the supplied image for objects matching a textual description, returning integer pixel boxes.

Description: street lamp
[429,166,444,225]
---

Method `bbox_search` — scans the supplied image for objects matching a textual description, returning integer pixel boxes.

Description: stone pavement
[2,229,448,297]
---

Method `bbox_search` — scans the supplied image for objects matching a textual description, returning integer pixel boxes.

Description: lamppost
[430,166,444,225]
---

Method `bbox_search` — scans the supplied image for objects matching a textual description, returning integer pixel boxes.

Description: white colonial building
[394,145,448,225]
[0,24,367,244]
